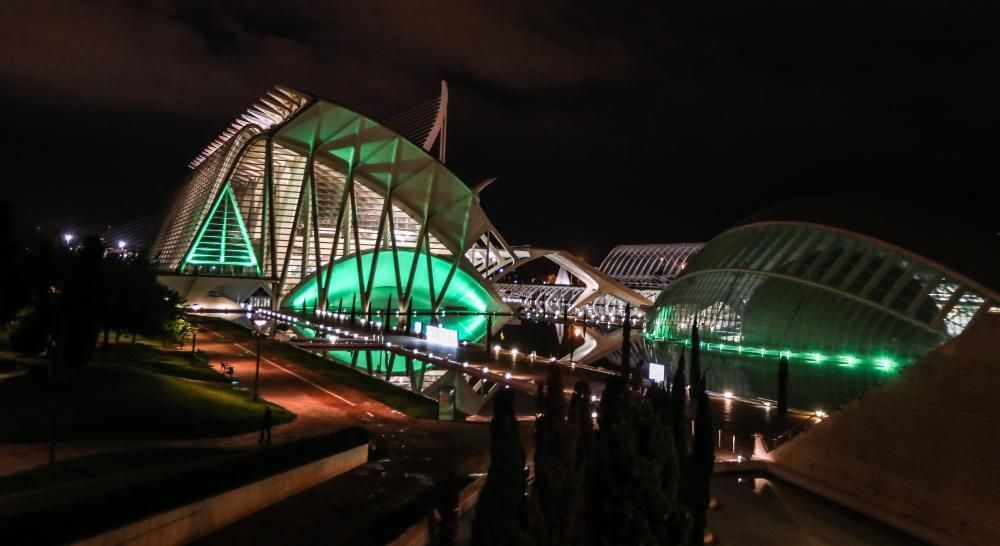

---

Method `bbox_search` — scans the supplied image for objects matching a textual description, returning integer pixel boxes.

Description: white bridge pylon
[470,245,652,312]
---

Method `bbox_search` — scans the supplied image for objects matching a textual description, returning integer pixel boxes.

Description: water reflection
[501,320,895,411]
[649,345,894,411]
[322,348,443,393]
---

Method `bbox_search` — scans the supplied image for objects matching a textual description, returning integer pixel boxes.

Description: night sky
[2,1,998,263]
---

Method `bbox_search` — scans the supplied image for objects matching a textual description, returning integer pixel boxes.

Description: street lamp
[252,318,269,402]
[190,304,202,354]
[63,233,74,245]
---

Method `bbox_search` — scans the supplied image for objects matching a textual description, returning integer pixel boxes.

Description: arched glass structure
[599,243,703,289]
[645,221,999,408]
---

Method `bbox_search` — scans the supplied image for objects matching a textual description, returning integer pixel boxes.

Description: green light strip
[643,333,903,371]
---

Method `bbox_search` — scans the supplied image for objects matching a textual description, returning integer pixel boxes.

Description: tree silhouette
[689,321,701,393]
[777,355,789,416]
[671,351,688,461]
[472,389,528,546]
[529,366,585,546]
[686,374,715,545]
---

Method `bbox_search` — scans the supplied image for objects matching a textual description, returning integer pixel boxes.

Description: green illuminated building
[150,85,513,341]
[644,210,999,408]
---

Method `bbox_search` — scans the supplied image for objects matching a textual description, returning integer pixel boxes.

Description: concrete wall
[76,444,368,546]
[770,313,1000,546]
[388,478,483,546]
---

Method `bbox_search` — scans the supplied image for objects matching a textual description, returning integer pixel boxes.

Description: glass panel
[793,232,835,278]
[730,228,772,270]
[890,267,936,314]
[847,248,888,294]
[827,240,864,287]
[867,257,911,304]
[776,230,821,274]
[807,236,848,283]
[943,290,986,336]
[747,228,793,270]
[762,228,807,273]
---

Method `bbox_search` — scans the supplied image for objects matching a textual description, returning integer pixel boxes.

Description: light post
[190,303,202,354]
[252,317,269,402]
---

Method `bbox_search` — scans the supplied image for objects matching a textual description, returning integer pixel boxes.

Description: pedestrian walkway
[0,324,402,477]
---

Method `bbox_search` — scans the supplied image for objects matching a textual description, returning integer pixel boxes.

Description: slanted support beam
[321,160,355,310]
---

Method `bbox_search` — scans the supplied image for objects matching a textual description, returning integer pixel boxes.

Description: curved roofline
[285,247,511,315]
[269,94,490,257]
[274,89,467,203]
[729,220,1000,304]
[670,265,944,339]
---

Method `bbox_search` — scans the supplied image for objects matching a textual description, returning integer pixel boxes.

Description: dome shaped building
[644,199,999,409]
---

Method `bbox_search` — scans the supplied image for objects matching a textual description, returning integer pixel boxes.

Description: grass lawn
[0,342,295,442]
[93,339,226,382]
[203,318,438,419]
[0,349,44,373]
[0,329,46,373]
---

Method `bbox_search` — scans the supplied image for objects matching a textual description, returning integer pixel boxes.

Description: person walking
[259,406,272,444]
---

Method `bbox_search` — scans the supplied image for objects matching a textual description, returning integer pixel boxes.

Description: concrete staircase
[770,312,1000,545]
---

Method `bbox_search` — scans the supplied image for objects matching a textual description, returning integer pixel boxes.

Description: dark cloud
[1,0,998,259]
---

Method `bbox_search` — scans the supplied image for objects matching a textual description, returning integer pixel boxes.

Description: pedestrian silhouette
[259,406,272,444]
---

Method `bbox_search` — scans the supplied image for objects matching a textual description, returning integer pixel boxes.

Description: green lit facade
[645,221,998,407]
[150,87,509,340]
[285,250,494,341]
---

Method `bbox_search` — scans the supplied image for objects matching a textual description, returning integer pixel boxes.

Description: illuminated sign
[648,363,665,382]
[426,325,459,347]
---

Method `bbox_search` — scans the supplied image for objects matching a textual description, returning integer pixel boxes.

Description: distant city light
[63,233,74,244]
[118,240,126,249]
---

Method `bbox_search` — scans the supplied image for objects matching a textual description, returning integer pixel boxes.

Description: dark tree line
[473,323,715,546]
[1,217,185,372]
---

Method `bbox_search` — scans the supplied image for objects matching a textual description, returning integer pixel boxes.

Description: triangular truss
[182,184,260,273]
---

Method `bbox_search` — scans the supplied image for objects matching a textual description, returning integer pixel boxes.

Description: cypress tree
[671,351,688,461]
[687,374,715,546]
[621,303,632,385]
[568,381,594,477]
[588,375,670,545]
[430,471,461,546]
[472,389,528,546]
[529,366,585,546]
[349,294,357,326]
[777,355,789,416]
[689,321,701,393]
[567,381,595,544]
[648,383,691,545]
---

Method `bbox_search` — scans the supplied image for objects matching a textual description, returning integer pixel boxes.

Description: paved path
[1,324,496,544]
[0,324,405,476]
